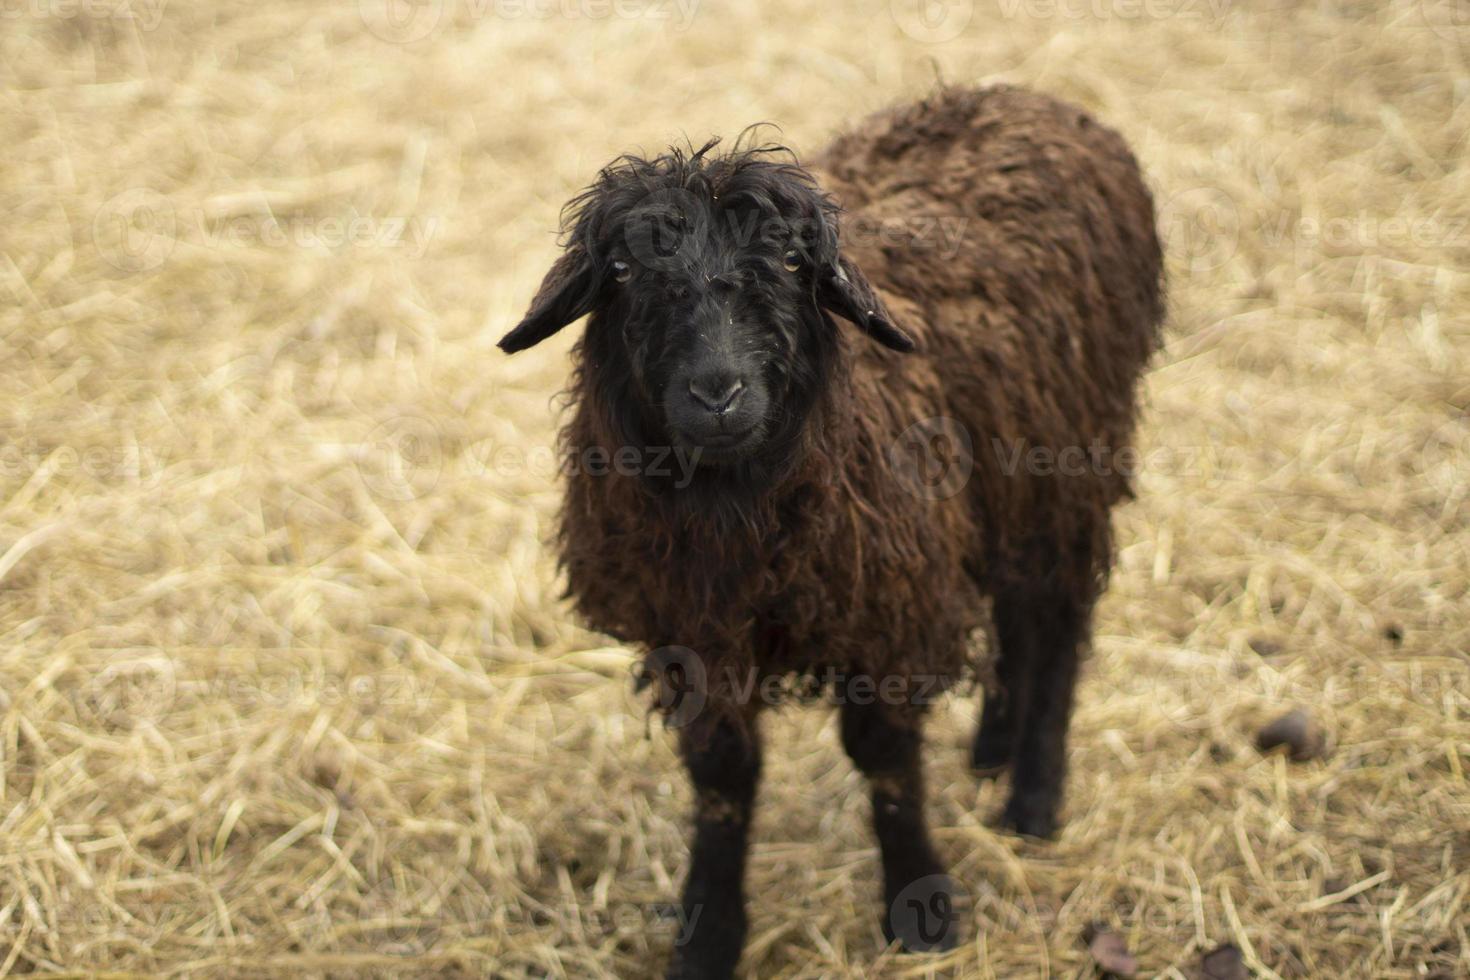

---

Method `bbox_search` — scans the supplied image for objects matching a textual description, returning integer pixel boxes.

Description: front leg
[667,711,762,980]
[839,694,960,952]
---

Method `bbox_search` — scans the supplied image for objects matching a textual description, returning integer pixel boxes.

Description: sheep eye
[611,260,633,283]
[782,249,802,273]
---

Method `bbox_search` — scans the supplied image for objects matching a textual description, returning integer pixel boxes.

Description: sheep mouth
[674,425,761,465]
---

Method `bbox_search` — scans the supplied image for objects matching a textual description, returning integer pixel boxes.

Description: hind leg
[971,636,1028,776]
[986,586,1090,839]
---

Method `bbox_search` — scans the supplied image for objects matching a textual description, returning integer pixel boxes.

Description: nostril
[689,377,745,414]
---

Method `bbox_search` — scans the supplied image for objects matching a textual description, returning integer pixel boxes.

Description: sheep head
[499,136,914,470]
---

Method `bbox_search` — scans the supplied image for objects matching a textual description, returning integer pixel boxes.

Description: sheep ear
[817,256,917,353]
[498,247,597,353]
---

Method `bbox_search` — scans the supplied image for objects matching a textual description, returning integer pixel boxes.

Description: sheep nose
[688,375,745,414]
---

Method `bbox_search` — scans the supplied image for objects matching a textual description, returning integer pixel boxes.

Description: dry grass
[2,0,1468,976]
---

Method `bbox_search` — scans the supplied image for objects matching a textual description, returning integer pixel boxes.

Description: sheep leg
[971,640,1030,776]
[840,698,960,952]
[667,713,762,980]
[996,589,1086,839]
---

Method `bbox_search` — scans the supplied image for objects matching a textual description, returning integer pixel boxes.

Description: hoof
[664,903,743,980]
[970,729,1012,777]
[1001,791,1059,840]
[666,944,740,980]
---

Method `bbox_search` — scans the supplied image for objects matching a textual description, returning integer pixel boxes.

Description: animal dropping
[1084,924,1139,978]
[1198,943,1247,980]
[1256,708,1326,761]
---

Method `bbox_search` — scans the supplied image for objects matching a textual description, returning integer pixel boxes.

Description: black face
[606,188,826,464]
[499,138,916,476]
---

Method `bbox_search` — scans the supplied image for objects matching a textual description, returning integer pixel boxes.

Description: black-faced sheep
[499,84,1164,979]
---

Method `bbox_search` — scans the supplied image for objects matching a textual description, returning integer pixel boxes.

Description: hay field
[2,0,1468,976]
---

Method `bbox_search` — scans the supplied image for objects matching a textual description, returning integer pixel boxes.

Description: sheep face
[499,140,916,474]
[605,188,816,466]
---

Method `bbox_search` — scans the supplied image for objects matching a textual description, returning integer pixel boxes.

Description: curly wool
[554,85,1164,723]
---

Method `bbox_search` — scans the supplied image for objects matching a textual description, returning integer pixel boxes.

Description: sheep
[498,84,1164,979]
